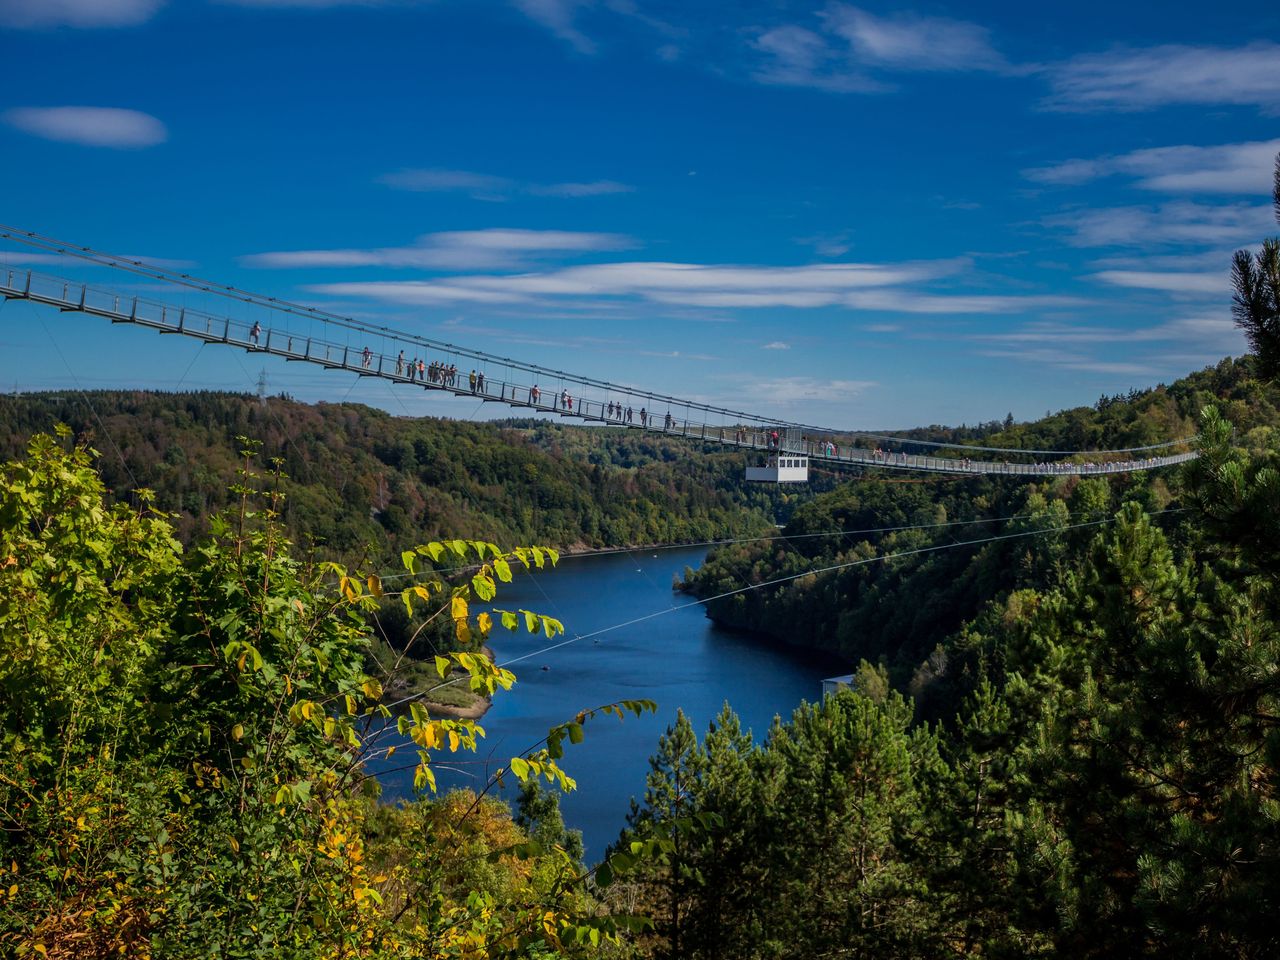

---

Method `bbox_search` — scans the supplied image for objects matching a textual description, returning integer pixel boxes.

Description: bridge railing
[0,267,1198,477]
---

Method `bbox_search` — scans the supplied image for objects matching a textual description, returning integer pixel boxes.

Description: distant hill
[0,390,824,564]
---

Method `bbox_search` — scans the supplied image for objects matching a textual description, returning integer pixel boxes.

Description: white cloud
[750,4,1010,93]
[0,0,162,28]
[1045,202,1274,248]
[301,256,1082,317]
[762,341,791,350]
[1026,138,1280,193]
[1091,270,1229,295]
[241,229,635,271]
[513,0,594,54]
[975,316,1241,348]
[795,232,853,257]
[842,290,1082,314]
[378,167,633,200]
[3,107,167,148]
[750,25,883,93]
[528,180,634,197]
[1044,42,1280,113]
[820,4,1008,72]
[222,0,397,7]
[729,375,876,406]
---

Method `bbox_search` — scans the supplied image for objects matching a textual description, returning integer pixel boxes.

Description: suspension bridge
[0,228,1198,478]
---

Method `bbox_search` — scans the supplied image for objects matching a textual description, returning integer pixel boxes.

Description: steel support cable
[0,230,797,429]
[366,503,1147,586]
[0,229,1197,456]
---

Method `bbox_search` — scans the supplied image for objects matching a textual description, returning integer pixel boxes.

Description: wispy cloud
[1090,270,1229,295]
[3,106,167,148]
[975,316,1241,348]
[749,4,1011,93]
[240,229,635,271]
[750,25,885,93]
[1044,202,1274,248]
[715,374,876,407]
[762,341,790,350]
[795,232,853,257]
[302,256,1083,317]
[0,0,162,28]
[221,0,401,7]
[512,0,594,54]
[377,167,633,201]
[306,259,964,309]
[820,4,1010,73]
[1026,138,1280,193]
[1043,42,1280,113]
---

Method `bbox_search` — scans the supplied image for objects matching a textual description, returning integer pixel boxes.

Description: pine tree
[1231,151,1280,380]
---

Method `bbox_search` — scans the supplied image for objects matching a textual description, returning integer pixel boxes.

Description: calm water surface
[368,546,844,858]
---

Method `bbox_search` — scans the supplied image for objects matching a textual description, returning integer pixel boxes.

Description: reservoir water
[368,545,845,858]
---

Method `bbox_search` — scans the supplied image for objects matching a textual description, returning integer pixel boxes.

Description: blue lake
[367,545,845,859]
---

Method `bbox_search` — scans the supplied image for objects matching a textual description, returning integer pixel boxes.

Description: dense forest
[683,356,1280,709]
[0,390,813,561]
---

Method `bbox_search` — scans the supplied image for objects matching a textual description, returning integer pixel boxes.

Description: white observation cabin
[746,426,809,483]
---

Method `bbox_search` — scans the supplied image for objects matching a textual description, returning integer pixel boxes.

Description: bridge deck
[1,268,1197,478]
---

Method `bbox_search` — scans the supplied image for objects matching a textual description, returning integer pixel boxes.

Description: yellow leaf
[232,723,244,741]
[33,945,48,957]
[451,595,468,620]
[229,836,240,853]
[6,884,16,898]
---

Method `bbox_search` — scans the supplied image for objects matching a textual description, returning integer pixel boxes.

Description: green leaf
[596,861,613,888]
[401,550,418,573]
[509,756,530,781]
[500,610,519,631]
[493,557,512,583]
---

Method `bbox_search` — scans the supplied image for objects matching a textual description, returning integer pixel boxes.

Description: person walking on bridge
[396,351,404,376]
[249,321,261,346]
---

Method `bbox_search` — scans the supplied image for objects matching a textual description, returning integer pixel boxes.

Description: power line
[379,510,1182,711]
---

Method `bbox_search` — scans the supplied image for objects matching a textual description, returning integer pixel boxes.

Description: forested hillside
[617,355,1280,958]
[0,390,807,560]
[683,356,1280,710]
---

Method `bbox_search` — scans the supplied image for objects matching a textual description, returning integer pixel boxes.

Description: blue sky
[1,0,1277,429]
